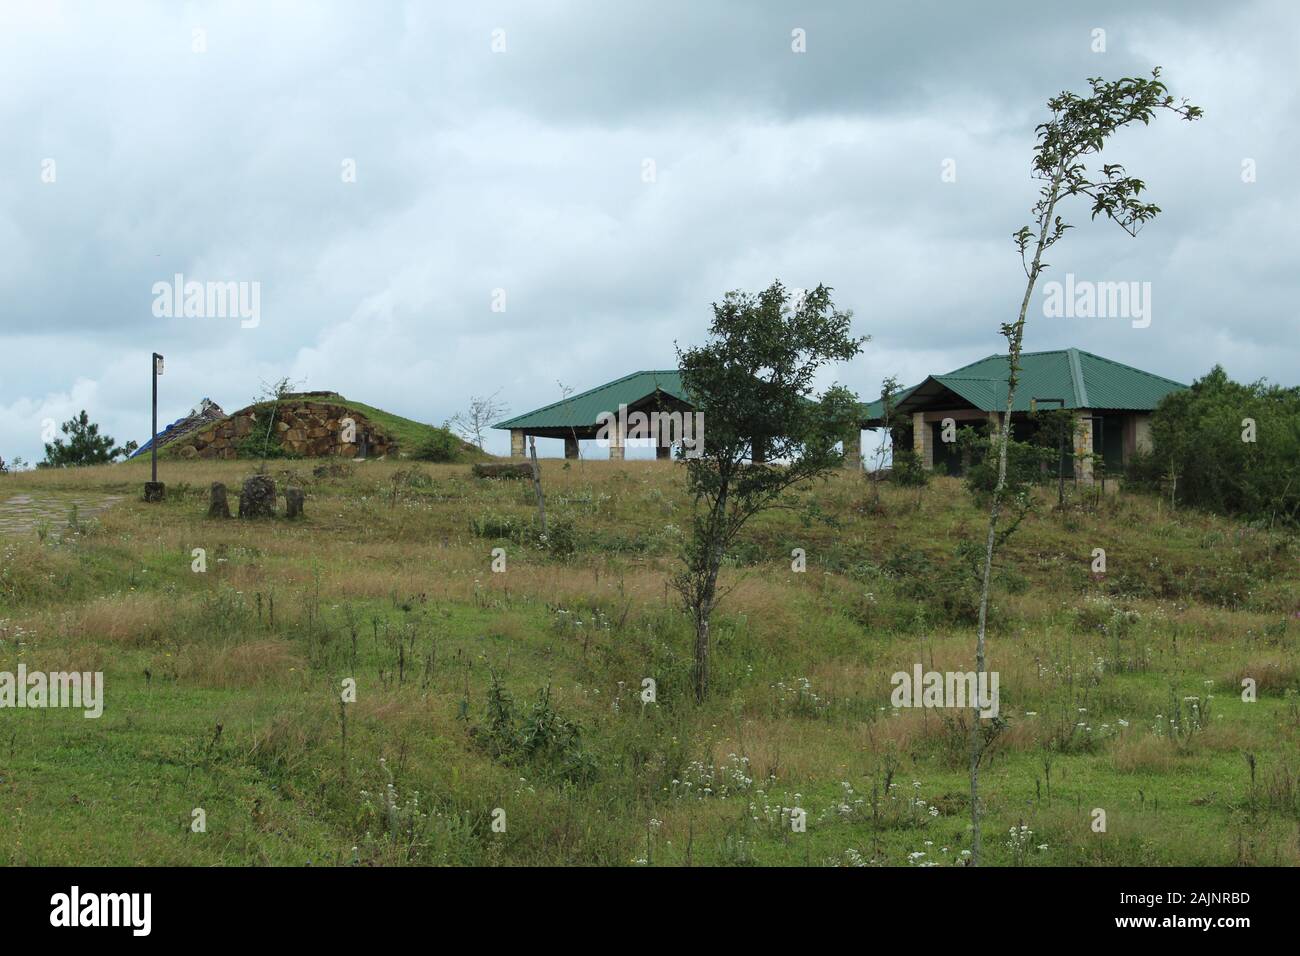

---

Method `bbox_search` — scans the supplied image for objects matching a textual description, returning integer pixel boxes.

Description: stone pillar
[1073,412,1094,483]
[510,429,526,459]
[843,428,861,470]
[564,435,579,459]
[912,412,933,469]
[208,482,231,519]
[1132,413,1153,455]
[609,428,624,460]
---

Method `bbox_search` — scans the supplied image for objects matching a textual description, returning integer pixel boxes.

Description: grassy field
[0,456,1297,866]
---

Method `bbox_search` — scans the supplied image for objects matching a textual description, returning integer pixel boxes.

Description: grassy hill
[314,395,490,461]
[0,459,1296,865]
[159,392,492,463]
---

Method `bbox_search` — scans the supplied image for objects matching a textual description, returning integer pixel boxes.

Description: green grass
[160,393,493,463]
[0,457,1297,866]
[324,396,491,462]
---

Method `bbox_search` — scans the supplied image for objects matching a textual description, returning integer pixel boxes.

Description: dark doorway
[931,421,963,476]
[1091,415,1125,475]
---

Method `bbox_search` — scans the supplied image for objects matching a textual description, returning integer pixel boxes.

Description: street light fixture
[145,352,166,502]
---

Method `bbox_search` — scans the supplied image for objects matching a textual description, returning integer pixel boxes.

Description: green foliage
[236,430,295,459]
[537,514,576,556]
[1150,365,1300,525]
[390,467,433,489]
[412,425,462,462]
[959,427,1047,504]
[890,449,929,488]
[882,542,984,625]
[477,674,596,782]
[40,411,137,467]
[470,512,521,539]
[673,281,865,699]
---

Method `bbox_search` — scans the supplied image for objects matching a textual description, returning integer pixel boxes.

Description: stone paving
[0,492,124,536]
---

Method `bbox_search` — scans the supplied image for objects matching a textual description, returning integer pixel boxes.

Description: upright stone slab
[285,487,304,519]
[238,475,276,518]
[208,482,231,518]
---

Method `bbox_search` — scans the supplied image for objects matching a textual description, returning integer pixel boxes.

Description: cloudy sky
[2,0,1296,461]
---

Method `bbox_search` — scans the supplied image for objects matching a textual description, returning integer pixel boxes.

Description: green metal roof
[862,348,1186,423]
[495,370,691,430]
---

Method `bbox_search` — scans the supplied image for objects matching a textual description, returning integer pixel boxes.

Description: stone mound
[175,401,396,460]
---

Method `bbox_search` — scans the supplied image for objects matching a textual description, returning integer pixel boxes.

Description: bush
[470,512,521,539]
[237,430,294,459]
[1123,448,1165,492]
[477,674,596,782]
[891,450,929,487]
[960,428,1045,504]
[1149,366,1300,525]
[412,426,461,462]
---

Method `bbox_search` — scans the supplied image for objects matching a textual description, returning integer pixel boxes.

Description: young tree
[673,281,864,701]
[449,390,509,451]
[41,410,137,467]
[867,376,901,510]
[968,70,1201,864]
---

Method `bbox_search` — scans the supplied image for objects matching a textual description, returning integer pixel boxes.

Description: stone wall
[174,402,396,460]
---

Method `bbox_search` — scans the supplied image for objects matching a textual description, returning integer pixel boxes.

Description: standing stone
[208,482,231,518]
[143,481,166,502]
[238,475,277,518]
[285,487,304,519]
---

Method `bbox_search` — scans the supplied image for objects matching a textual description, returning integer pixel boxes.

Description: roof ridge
[494,369,650,427]
[1067,347,1090,407]
[1074,349,1189,389]
[493,369,687,429]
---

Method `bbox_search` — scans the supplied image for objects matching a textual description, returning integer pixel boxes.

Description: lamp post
[145,352,166,502]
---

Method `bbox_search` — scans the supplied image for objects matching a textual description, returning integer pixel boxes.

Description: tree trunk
[692,611,711,702]
[969,163,1064,865]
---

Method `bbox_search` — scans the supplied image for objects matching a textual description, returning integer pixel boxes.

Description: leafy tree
[1150,365,1300,526]
[673,281,864,701]
[968,70,1201,864]
[40,411,137,467]
[1027,406,1080,505]
[866,376,901,509]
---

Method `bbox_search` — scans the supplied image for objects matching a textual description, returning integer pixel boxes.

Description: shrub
[1150,366,1300,525]
[237,431,294,459]
[960,428,1046,503]
[477,674,596,782]
[470,512,521,539]
[412,426,461,463]
[891,449,929,487]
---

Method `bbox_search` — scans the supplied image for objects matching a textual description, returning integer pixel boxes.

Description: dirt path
[0,492,124,536]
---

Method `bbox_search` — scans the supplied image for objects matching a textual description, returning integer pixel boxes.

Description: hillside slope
[155,392,490,463]
[0,460,1296,866]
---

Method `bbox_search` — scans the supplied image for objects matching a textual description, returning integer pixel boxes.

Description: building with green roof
[495,348,1185,477]
[494,370,694,459]
[859,348,1187,481]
